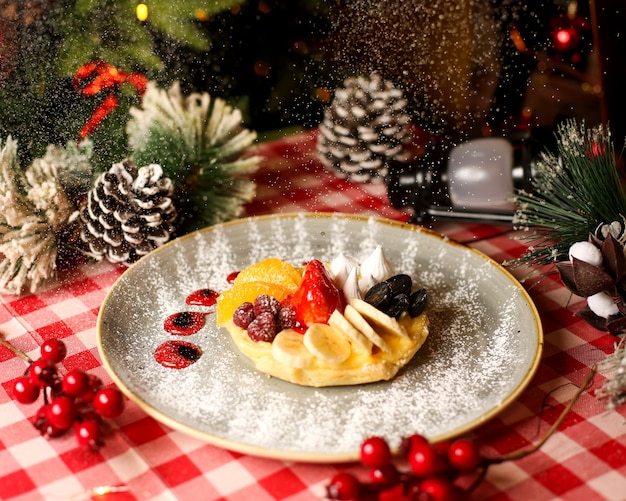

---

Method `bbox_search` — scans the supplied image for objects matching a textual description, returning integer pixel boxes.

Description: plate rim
[97,212,544,463]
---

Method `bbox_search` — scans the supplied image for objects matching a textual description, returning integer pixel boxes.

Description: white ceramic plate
[97,213,542,463]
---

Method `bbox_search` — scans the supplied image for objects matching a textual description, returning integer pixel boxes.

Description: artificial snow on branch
[126,82,262,233]
[512,119,626,270]
[0,137,80,294]
[596,335,626,409]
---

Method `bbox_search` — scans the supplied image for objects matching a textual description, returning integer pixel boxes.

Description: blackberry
[247,312,277,342]
[233,302,255,329]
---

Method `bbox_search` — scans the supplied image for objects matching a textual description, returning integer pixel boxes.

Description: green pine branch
[56,0,242,75]
[126,82,261,234]
[512,119,626,269]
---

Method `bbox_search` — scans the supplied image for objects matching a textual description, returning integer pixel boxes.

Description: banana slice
[350,298,409,339]
[328,310,373,354]
[303,323,352,364]
[344,304,392,353]
[272,329,312,369]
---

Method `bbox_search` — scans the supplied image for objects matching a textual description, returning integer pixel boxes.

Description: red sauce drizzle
[163,311,207,336]
[186,288,220,307]
[226,271,240,284]
[154,340,202,369]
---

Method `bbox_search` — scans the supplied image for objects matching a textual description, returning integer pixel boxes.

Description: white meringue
[329,253,360,289]
[358,273,378,296]
[359,245,393,293]
[342,266,362,302]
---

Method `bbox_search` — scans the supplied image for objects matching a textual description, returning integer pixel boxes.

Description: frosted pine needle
[510,119,626,269]
[597,336,626,409]
[0,137,68,294]
[126,82,262,233]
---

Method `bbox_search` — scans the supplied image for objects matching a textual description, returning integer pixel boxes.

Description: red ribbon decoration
[74,61,148,139]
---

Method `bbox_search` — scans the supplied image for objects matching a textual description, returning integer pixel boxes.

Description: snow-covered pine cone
[79,160,177,266]
[317,73,410,183]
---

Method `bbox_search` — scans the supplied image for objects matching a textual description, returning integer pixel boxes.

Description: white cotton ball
[568,241,602,266]
[587,292,619,318]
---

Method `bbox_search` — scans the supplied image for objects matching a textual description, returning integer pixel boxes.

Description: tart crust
[224,312,429,387]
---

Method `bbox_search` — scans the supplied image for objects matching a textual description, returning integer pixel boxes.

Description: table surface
[1,130,625,501]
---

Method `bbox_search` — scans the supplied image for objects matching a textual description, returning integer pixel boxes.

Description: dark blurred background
[0,0,622,163]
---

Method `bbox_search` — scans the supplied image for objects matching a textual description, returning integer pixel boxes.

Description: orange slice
[216,281,291,326]
[233,258,302,292]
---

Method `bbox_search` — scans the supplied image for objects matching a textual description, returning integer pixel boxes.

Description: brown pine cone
[79,160,177,266]
[317,73,409,183]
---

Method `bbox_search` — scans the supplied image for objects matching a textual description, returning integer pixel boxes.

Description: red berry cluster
[327,434,485,501]
[11,338,125,449]
[233,294,301,342]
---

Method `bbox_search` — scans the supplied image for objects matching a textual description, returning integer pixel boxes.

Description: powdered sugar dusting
[99,213,541,460]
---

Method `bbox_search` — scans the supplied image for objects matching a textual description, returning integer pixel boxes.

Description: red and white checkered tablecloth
[1,130,626,501]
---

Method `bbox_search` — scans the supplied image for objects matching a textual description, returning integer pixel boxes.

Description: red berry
[40,338,67,363]
[12,376,41,404]
[80,374,103,402]
[62,370,91,398]
[48,396,77,430]
[408,441,447,477]
[253,294,281,317]
[233,302,255,329]
[447,438,480,471]
[246,311,277,342]
[420,476,463,501]
[74,419,102,448]
[402,433,429,456]
[378,483,411,501]
[434,440,451,457]
[28,358,57,387]
[93,387,125,418]
[34,404,64,437]
[326,472,361,500]
[360,436,392,469]
[277,305,299,330]
[369,464,399,485]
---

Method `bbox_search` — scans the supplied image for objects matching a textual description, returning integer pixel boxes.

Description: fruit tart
[215,247,429,387]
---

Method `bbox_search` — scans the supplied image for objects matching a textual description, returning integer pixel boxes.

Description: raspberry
[253,294,281,317]
[233,302,255,329]
[277,305,297,330]
[247,312,277,342]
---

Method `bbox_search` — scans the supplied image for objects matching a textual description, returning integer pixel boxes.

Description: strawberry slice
[287,260,344,327]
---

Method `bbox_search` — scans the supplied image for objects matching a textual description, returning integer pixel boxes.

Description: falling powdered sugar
[99,213,540,459]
